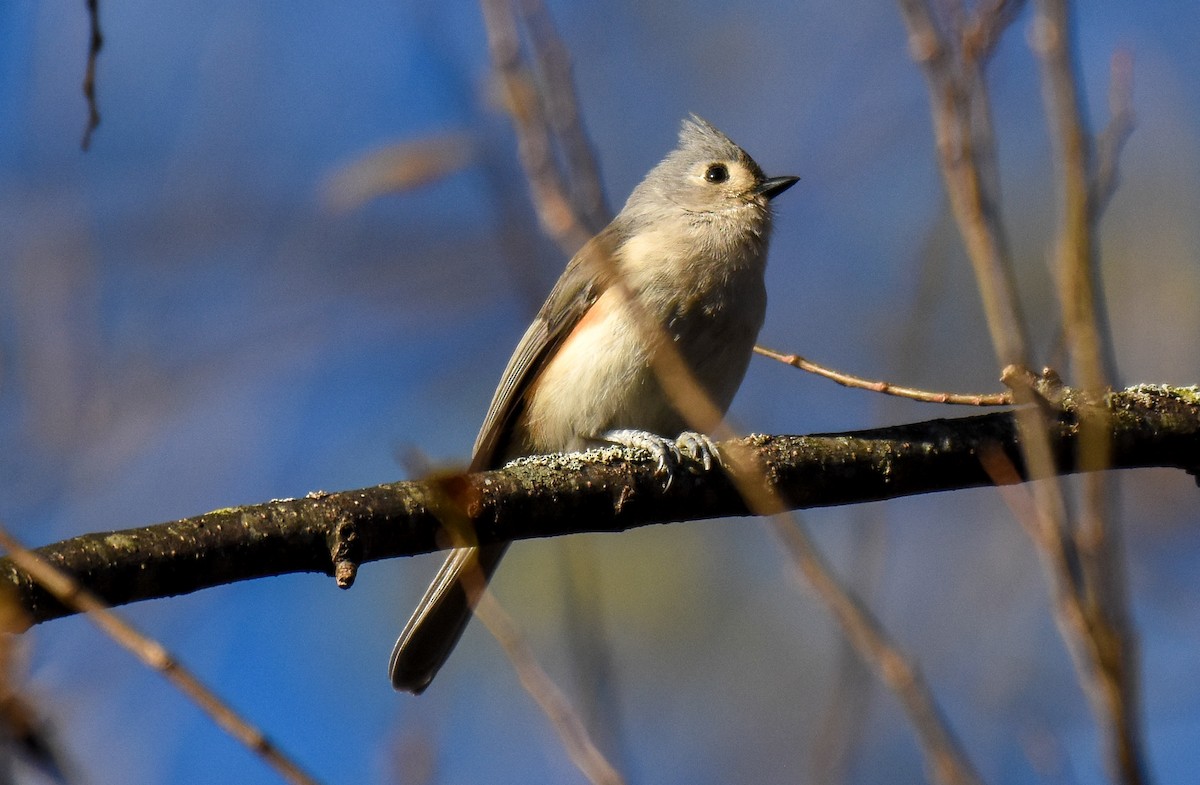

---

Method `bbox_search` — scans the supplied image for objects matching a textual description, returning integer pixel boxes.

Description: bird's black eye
[704,163,729,183]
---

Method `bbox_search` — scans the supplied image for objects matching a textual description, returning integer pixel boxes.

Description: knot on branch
[327,512,360,589]
[1001,365,1068,406]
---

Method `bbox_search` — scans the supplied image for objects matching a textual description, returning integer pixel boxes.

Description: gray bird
[390,115,798,693]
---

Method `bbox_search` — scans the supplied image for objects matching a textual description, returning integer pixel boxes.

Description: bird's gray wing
[469,229,620,470]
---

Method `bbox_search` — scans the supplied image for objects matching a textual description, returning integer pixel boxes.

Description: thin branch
[980,448,1145,785]
[964,0,1027,63]
[475,593,625,785]
[754,345,1012,406]
[896,0,1031,369]
[410,457,626,785]
[516,0,611,232]
[81,0,103,151]
[1092,50,1135,218]
[1032,0,1119,390]
[0,523,323,785]
[772,516,984,785]
[1,384,1196,628]
[479,0,596,254]
[809,517,881,785]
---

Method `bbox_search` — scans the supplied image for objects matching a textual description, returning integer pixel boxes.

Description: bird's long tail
[388,542,510,693]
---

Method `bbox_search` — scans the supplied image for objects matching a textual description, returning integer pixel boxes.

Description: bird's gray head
[620,115,798,238]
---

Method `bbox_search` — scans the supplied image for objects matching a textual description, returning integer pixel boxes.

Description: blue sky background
[2,1,1200,783]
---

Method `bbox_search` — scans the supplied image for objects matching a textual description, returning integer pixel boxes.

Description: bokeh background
[2,1,1200,783]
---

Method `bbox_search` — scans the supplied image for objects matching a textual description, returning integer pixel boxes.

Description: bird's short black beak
[755,175,800,200]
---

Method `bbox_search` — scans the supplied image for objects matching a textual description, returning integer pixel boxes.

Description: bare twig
[980,446,1145,785]
[475,593,626,785]
[0,523,323,785]
[1031,0,1119,390]
[772,517,984,785]
[809,516,882,785]
[754,345,1013,406]
[81,0,103,150]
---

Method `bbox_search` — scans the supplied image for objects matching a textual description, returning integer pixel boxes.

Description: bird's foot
[599,429,721,489]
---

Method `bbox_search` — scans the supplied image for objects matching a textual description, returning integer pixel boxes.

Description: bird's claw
[599,429,721,489]
[674,431,722,472]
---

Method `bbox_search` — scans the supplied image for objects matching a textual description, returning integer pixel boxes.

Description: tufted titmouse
[389,115,798,693]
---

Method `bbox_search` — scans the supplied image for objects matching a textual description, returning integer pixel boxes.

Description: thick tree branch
[3,384,1197,628]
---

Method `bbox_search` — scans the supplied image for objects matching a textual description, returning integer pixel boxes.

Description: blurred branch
[755,345,1012,405]
[407,453,625,785]
[1032,0,1118,389]
[1092,50,1135,218]
[516,0,610,232]
[1032,2,1145,781]
[81,0,103,150]
[900,3,1148,782]
[474,592,625,785]
[896,0,1030,368]
[809,520,880,785]
[322,134,475,212]
[0,596,69,783]
[0,522,323,785]
[479,0,606,254]
[2,384,1198,627]
[773,516,984,785]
